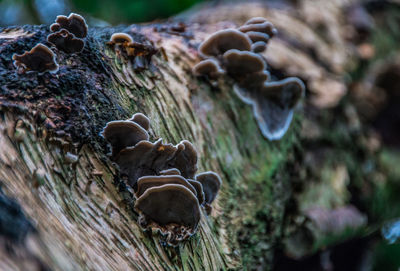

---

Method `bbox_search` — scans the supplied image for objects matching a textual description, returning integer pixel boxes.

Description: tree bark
[0,0,383,270]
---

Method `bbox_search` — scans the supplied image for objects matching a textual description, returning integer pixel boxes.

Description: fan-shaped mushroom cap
[47,29,84,53]
[222,49,266,77]
[129,113,150,131]
[135,184,201,229]
[109,33,133,44]
[239,21,277,37]
[188,179,205,205]
[195,171,222,205]
[136,175,197,198]
[115,139,178,187]
[169,140,198,179]
[244,17,269,25]
[247,32,270,43]
[235,77,305,140]
[12,43,59,74]
[101,120,149,158]
[160,168,181,175]
[50,13,88,38]
[198,29,252,58]
[193,59,225,79]
[251,41,267,53]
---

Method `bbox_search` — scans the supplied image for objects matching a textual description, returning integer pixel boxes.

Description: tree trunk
[0,0,386,270]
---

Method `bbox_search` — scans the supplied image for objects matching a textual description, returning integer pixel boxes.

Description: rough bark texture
[0,0,395,270]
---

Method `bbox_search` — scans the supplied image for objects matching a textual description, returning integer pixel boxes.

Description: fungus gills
[193,17,305,140]
[12,43,59,74]
[48,13,88,54]
[102,113,222,245]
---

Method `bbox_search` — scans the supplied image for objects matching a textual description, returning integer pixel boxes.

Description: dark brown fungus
[195,172,222,205]
[101,120,149,158]
[222,49,265,78]
[135,184,201,240]
[187,179,205,205]
[129,113,150,131]
[169,140,198,179]
[198,29,252,58]
[114,139,177,187]
[193,59,225,79]
[136,175,197,198]
[109,33,133,44]
[12,43,59,74]
[50,13,88,38]
[47,29,84,53]
[160,168,181,176]
[251,41,267,53]
[234,77,305,140]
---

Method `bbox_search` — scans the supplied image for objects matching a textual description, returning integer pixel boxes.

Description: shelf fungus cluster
[107,33,158,71]
[101,113,222,245]
[47,13,88,54]
[12,13,88,74]
[193,17,305,140]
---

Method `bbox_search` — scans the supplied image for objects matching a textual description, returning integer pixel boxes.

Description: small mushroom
[135,184,201,233]
[101,120,149,158]
[187,179,205,205]
[129,113,150,131]
[198,29,252,58]
[136,175,197,198]
[244,17,270,25]
[169,140,198,179]
[251,41,267,53]
[235,77,305,140]
[50,13,88,39]
[222,49,266,78]
[109,33,133,44]
[193,59,225,79]
[160,168,181,175]
[239,20,277,37]
[246,32,270,43]
[12,43,59,74]
[195,171,222,206]
[47,29,84,53]
[115,139,178,187]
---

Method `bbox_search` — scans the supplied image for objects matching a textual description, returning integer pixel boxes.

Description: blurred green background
[0,0,208,26]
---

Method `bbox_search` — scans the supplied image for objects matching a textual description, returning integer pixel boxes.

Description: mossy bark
[0,1,385,270]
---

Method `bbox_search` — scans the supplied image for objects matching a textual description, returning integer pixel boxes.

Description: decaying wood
[0,0,387,270]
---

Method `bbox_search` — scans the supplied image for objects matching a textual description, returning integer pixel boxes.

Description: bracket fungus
[12,43,59,74]
[235,77,305,140]
[198,29,252,58]
[50,13,88,39]
[195,172,222,206]
[48,13,87,54]
[169,140,198,179]
[193,59,225,79]
[193,17,305,141]
[109,33,133,44]
[135,184,201,245]
[102,113,223,245]
[129,113,150,131]
[222,49,266,78]
[114,139,178,187]
[136,175,197,199]
[47,29,84,54]
[101,119,149,158]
